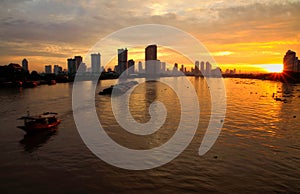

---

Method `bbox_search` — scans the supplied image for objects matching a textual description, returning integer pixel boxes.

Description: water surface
[0,77,299,193]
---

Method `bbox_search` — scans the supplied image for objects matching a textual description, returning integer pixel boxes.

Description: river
[0,77,299,193]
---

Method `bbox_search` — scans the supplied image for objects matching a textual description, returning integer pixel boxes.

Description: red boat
[18,112,61,134]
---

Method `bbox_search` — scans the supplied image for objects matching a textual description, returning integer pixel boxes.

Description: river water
[0,77,299,193]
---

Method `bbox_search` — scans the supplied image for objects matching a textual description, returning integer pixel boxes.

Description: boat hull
[99,81,138,95]
[18,120,61,134]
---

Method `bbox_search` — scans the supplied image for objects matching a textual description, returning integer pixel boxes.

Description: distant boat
[0,81,22,87]
[48,80,56,85]
[99,81,138,95]
[18,112,61,134]
[23,81,38,88]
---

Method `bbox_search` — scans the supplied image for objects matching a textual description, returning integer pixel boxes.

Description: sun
[262,64,283,73]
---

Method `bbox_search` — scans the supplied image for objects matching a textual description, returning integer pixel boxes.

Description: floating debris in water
[274,97,287,103]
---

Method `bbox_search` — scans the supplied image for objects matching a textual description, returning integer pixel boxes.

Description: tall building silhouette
[74,56,82,71]
[91,53,101,73]
[180,64,184,72]
[173,63,178,71]
[195,61,199,73]
[117,48,128,75]
[145,44,157,61]
[54,65,62,75]
[284,50,299,72]
[138,61,143,73]
[161,62,166,72]
[22,58,28,71]
[67,58,76,76]
[67,55,83,76]
[156,60,161,74]
[81,63,87,73]
[145,44,158,77]
[206,62,212,75]
[127,59,135,75]
[200,61,205,74]
[45,65,52,74]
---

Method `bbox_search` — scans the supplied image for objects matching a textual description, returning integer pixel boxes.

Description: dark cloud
[0,0,299,70]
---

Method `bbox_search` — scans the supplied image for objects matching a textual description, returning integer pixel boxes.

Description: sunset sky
[1,0,300,73]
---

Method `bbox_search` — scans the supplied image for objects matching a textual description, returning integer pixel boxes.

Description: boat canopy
[18,112,58,120]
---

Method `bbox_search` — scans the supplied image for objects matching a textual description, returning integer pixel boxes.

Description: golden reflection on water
[1,78,299,193]
[94,77,300,176]
[96,79,181,150]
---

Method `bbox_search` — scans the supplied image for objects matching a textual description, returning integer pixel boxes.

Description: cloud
[211,51,234,56]
[0,0,299,71]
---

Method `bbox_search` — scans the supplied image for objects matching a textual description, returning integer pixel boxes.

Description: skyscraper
[138,61,143,73]
[174,63,178,71]
[195,61,199,74]
[45,65,52,74]
[91,53,101,73]
[206,62,212,75]
[117,48,128,75]
[67,56,83,76]
[81,63,87,73]
[22,58,28,71]
[145,44,157,61]
[54,65,62,75]
[127,59,135,75]
[161,62,166,72]
[200,61,205,74]
[180,64,184,72]
[67,58,76,76]
[74,56,83,71]
[283,50,299,72]
[156,60,161,74]
[145,44,158,76]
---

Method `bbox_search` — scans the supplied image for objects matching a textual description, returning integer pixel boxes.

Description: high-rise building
[117,48,128,75]
[91,53,101,73]
[138,61,143,73]
[161,62,166,72]
[45,65,52,74]
[173,63,178,72]
[145,44,157,61]
[67,55,83,76]
[68,58,76,75]
[22,58,28,71]
[127,59,135,75]
[284,50,299,72]
[74,56,82,70]
[54,65,63,75]
[200,61,205,74]
[180,64,184,72]
[206,62,212,75]
[80,63,87,73]
[156,60,161,74]
[195,61,199,73]
[145,45,158,76]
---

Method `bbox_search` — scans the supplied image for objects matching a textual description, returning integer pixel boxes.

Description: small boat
[48,80,56,85]
[18,112,61,134]
[99,81,138,95]
[23,81,39,88]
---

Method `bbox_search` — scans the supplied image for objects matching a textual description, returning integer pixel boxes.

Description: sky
[0,0,300,73]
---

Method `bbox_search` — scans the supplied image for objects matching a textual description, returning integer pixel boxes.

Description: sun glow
[261,64,283,73]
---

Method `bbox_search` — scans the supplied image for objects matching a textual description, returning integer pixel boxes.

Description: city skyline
[6,47,300,75]
[0,1,299,72]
